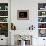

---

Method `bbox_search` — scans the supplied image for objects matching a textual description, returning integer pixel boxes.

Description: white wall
[11,0,38,30]
[11,0,46,30]
[11,0,46,46]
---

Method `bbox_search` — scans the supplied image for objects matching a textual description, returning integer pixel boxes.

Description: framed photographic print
[17,10,29,20]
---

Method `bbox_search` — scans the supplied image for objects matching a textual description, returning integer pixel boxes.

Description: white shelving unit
[0,3,9,45]
[38,3,46,37]
[0,3,8,35]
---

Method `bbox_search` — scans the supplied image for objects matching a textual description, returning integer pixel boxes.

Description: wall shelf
[0,10,8,11]
[38,10,46,11]
[0,16,8,17]
[38,28,46,29]
[0,22,8,23]
[38,22,46,23]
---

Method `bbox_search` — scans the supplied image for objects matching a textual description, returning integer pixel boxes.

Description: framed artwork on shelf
[17,10,29,20]
[0,11,8,16]
[38,17,46,22]
[0,17,8,22]
[38,11,46,16]
[38,29,46,37]
[38,3,46,10]
[0,23,8,37]
[0,3,8,10]
[38,23,46,28]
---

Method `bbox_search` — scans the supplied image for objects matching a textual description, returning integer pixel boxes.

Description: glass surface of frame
[17,10,29,20]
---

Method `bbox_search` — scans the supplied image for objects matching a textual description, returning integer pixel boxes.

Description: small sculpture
[29,25,35,30]
[11,23,16,30]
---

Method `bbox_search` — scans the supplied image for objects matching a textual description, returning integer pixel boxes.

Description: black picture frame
[17,10,29,20]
